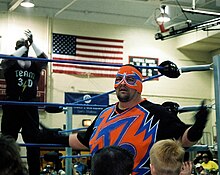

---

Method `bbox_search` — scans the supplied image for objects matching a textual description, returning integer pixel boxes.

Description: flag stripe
[77,36,124,43]
[77,41,123,49]
[75,53,122,60]
[76,48,123,54]
[52,33,123,77]
[53,70,116,78]
[53,64,119,74]
[53,56,122,63]
[53,63,119,71]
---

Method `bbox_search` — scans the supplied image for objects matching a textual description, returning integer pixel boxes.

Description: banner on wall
[52,33,124,77]
[129,56,159,79]
[65,92,109,115]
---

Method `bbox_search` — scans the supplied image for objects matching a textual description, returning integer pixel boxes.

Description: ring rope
[20,154,92,159]
[19,143,66,147]
[72,74,163,104]
[60,154,91,159]
[0,54,213,72]
[0,100,107,108]
[58,128,88,133]
[0,54,163,70]
[0,74,163,107]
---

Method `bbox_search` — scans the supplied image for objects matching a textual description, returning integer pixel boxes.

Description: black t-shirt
[1,55,47,101]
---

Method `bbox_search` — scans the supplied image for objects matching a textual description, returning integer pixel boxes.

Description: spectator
[194,153,203,165]
[91,146,134,175]
[0,134,28,175]
[149,139,185,175]
[73,154,88,175]
[201,153,218,173]
[195,163,204,175]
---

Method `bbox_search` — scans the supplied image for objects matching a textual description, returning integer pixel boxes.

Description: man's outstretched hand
[187,100,210,142]
[24,29,33,46]
[194,100,209,128]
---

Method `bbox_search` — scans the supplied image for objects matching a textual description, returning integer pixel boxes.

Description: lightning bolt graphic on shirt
[22,81,27,92]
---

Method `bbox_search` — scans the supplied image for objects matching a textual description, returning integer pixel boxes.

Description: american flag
[52,33,124,77]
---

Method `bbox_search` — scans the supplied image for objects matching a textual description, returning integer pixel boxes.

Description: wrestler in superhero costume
[41,64,209,175]
[1,29,48,175]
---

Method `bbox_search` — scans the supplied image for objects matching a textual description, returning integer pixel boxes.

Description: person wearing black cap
[0,29,48,175]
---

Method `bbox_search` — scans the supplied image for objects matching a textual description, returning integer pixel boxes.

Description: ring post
[213,55,220,171]
[180,64,212,73]
[65,107,73,175]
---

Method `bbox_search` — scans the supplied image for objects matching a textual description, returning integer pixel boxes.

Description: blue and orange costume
[78,99,188,175]
[78,64,188,175]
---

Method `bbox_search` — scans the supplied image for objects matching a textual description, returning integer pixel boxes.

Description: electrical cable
[175,0,190,21]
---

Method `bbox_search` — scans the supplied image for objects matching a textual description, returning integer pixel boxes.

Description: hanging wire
[175,0,190,21]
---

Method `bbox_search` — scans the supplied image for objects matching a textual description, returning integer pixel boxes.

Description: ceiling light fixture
[156,5,170,23]
[20,0,35,8]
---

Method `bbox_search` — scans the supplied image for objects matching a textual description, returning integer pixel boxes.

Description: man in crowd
[201,153,218,173]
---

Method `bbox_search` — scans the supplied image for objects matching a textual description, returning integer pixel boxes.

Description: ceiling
[0,0,220,51]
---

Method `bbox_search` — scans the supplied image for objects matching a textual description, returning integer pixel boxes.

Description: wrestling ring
[0,53,219,175]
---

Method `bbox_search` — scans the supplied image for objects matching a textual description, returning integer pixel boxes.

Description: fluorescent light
[20,0,35,8]
[157,13,170,23]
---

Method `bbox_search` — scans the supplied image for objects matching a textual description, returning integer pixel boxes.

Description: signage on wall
[129,56,159,79]
[0,68,47,102]
[65,92,109,115]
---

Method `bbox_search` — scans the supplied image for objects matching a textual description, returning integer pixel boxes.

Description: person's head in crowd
[195,163,204,174]
[150,139,185,175]
[193,152,203,165]
[202,153,210,163]
[91,146,134,175]
[0,134,28,175]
